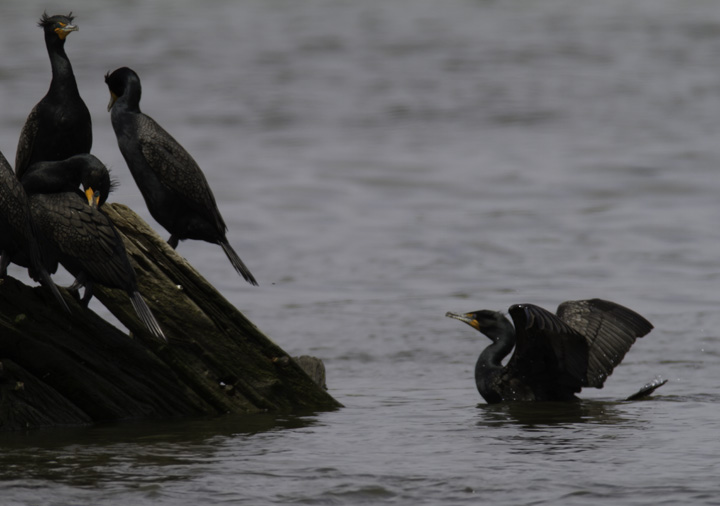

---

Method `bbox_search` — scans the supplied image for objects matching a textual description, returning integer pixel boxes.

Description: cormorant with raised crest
[15,12,92,180]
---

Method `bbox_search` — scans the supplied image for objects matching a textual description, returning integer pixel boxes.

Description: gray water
[1,0,719,504]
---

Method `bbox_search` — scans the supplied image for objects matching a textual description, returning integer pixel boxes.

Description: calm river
[1,0,719,504]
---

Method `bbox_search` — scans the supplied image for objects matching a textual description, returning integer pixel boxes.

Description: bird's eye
[58,22,66,27]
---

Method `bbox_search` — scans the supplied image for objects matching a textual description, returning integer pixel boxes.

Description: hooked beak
[85,187,100,207]
[445,311,480,331]
[55,23,78,40]
[107,91,118,112]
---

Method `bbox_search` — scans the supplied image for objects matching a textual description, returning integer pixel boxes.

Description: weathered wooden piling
[0,203,341,431]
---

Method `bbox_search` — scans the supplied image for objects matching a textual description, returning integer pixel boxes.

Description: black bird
[446,299,659,403]
[24,156,166,341]
[15,12,92,180]
[0,150,68,312]
[104,67,257,286]
[22,153,112,202]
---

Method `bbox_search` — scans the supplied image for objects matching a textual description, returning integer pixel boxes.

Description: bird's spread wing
[507,303,590,393]
[556,299,653,388]
[136,115,226,232]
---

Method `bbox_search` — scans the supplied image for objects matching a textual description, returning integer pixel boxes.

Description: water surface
[1,0,719,504]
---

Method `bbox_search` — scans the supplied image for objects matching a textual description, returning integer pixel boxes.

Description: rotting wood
[0,203,341,431]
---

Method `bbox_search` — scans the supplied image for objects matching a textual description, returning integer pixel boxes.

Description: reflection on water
[474,400,662,465]
[1,0,720,504]
[0,411,320,448]
[477,400,635,428]
[0,412,320,484]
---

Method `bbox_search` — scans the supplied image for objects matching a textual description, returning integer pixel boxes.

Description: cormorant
[0,151,68,312]
[446,299,658,403]
[24,156,166,341]
[104,67,257,286]
[22,153,112,202]
[15,12,92,180]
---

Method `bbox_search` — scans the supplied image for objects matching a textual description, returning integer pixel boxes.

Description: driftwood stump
[0,203,341,430]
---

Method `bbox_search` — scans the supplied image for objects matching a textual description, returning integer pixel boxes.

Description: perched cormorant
[446,299,658,403]
[15,12,92,180]
[104,67,257,286]
[0,151,68,312]
[24,156,166,341]
[22,153,112,203]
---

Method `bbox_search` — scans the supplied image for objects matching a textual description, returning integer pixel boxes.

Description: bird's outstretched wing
[136,114,226,233]
[556,299,653,388]
[507,303,590,395]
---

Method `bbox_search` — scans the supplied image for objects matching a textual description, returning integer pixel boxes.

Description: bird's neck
[476,330,515,375]
[46,38,79,95]
[114,90,142,114]
[474,331,514,402]
[21,159,75,195]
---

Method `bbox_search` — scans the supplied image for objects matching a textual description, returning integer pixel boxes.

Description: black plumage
[22,153,112,204]
[104,67,257,286]
[15,12,92,180]
[446,299,656,403]
[24,156,165,341]
[0,150,68,311]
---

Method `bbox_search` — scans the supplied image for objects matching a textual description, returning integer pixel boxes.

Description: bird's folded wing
[137,115,225,231]
[14,105,39,180]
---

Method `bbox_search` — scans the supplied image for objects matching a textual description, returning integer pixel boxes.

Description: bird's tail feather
[625,377,668,401]
[221,240,258,286]
[25,234,70,313]
[0,251,10,277]
[129,291,167,342]
[39,267,70,313]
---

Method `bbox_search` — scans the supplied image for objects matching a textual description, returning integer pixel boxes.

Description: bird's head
[85,188,101,208]
[38,12,77,41]
[105,67,142,111]
[79,155,116,207]
[445,309,514,342]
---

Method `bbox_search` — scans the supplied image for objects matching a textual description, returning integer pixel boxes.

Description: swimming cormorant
[445,299,655,403]
[24,156,166,341]
[0,151,68,312]
[104,67,257,286]
[15,12,92,180]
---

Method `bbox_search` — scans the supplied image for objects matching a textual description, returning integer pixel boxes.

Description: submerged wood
[0,203,341,431]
